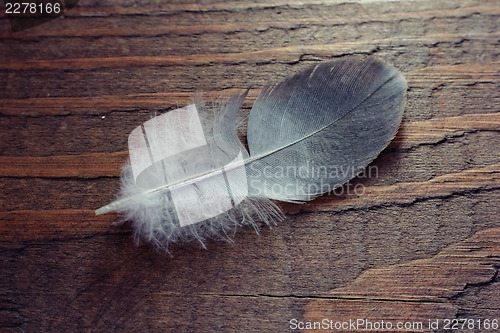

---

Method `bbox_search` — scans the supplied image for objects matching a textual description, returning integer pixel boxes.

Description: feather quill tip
[95,204,114,215]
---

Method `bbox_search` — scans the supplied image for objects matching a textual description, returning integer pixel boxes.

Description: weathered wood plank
[1,0,496,19]
[1,163,498,242]
[0,209,118,241]
[304,227,500,332]
[2,63,499,116]
[0,112,497,177]
[1,4,498,40]
[1,0,499,332]
[0,89,261,116]
[1,33,498,71]
[1,192,499,332]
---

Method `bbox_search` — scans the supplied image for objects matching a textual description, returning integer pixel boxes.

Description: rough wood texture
[1,0,499,332]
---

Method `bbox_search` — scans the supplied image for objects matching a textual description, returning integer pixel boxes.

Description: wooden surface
[1,0,499,332]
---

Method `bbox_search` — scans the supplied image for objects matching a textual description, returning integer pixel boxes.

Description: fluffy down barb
[117,161,284,252]
[113,94,285,252]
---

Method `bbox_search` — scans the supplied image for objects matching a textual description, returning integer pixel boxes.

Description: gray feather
[245,57,407,201]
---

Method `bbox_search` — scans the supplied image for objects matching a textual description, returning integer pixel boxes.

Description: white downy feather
[96,57,407,252]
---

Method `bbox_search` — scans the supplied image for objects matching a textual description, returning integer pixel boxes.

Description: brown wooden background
[1,0,499,332]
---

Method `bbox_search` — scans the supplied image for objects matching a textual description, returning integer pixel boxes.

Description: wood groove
[1,5,498,39]
[1,32,498,71]
[2,0,494,19]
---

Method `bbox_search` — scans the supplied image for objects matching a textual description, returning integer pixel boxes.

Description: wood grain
[1,0,499,332]
[304,227,500,332]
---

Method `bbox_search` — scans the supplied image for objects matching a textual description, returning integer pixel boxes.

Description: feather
[95,56,407,251]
